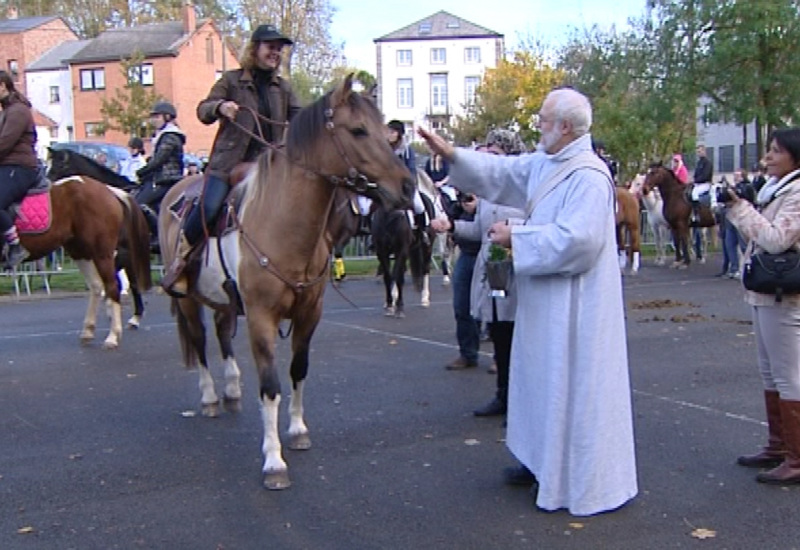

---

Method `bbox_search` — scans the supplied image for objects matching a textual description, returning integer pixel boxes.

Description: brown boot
[738,390,785,468]
[161,234,192,298]
[756,399,800,485]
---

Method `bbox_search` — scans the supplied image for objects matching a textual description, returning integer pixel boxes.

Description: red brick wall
[0,18,76,97]
[71,21,238,156]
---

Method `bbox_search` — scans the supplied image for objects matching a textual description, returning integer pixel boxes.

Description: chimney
[182,1,196,34]
[7,5,19,19]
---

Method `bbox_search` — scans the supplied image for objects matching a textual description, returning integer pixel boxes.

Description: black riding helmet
[128,136,144,151]
[150,101,177,119]
[387,120,405,136]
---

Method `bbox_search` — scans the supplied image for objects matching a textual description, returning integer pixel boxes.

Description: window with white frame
[431,48,446,64]
[84,122,105,137]
[128,64,154,86]
[397,49,412,66]
[80,68,105,90]
[431,74,448,109]
[464,76,480,105]
[8,59,19,79]
[49,86,60,104]
[398,78,413,108]
[465,47,481,64]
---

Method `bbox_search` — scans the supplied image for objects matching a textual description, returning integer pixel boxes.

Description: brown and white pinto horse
[158,76,412,490]
[16,175,151,348]
[643,164,716,268]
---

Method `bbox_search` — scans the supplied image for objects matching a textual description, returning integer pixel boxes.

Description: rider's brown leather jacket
[197,68,301,184]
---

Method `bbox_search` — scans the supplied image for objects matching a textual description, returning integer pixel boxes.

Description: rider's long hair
[0,70,31,107]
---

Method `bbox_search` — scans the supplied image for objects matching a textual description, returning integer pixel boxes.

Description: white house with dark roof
[26,40,91,154]
[374,10,504,139]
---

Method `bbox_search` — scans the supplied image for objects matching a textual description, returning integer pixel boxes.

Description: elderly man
[418,88,637,516]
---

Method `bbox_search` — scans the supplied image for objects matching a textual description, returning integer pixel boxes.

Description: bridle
[230,94,386,297]
[230,98,380,195]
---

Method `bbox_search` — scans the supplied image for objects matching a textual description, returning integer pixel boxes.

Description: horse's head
[629,173,646,199]
[47,146,72,180]
[643,162,672,195]
[285,74,413,210]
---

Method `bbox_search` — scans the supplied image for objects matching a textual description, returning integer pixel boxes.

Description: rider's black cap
[251,24,293,45]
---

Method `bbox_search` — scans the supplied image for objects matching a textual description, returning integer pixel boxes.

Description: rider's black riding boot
[141,205,159,250]
[414,212,430,247]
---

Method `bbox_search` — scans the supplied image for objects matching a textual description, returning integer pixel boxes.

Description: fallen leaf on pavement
[17,526,34,534]
[690,528,717,540]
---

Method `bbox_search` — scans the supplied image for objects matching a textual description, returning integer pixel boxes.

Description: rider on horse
[0,70,39,269]
[386,119,430,245]
[135,101,185,247]
[162,24,301,297]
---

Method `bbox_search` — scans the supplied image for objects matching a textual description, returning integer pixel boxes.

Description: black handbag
[743,250,800,302]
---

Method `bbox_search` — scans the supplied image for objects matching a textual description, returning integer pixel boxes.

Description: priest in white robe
[418,88,637,516]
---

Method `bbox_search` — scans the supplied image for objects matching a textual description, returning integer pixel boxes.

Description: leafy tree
[451,50,564,147]
[100,52,163,138]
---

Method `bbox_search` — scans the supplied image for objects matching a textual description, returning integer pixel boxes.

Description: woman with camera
[723,127,800,485]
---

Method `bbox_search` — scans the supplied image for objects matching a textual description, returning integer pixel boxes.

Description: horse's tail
[121,195,153,291]
[172,298,200,369]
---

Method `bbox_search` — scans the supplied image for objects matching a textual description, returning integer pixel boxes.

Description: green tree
[451,50,564,147]
[100,52,163,138]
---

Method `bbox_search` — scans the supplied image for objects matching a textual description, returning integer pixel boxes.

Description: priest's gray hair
[548,88,592,137]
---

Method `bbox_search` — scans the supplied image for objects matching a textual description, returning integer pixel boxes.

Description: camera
[716,182,753,204]
[715,185,735,204]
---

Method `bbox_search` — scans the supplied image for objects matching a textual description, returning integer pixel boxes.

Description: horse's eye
[350,127,368,138]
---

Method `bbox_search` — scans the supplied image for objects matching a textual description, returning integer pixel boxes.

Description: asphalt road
[2,255,799,550]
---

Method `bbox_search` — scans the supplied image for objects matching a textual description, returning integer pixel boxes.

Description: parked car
[50,141,132,174]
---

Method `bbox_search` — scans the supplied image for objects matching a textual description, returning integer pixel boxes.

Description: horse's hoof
[421,298,430,307]
[395,310,405,319]
[263,470,291,490]
[288,432,312,451]
[127,318,140,330]
[101,340,119,351]
[677,263,688,270]
[222,395,242,413]
[201,402,221,418]
[384,306,395,316]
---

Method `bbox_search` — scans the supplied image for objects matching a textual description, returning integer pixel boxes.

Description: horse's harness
[225,99,376,296]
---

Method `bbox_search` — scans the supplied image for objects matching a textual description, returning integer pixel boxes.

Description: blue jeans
[452,251,479,362]
[722,218,741,274]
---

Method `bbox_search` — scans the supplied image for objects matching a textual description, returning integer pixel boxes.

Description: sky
[329,0,650,71]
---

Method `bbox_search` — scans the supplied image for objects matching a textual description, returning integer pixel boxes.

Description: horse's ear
[330,73,355,107]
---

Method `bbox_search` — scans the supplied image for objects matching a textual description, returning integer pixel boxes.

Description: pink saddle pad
[15,192,52,234]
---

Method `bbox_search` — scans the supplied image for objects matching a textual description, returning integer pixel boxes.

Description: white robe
[450,134,637,516]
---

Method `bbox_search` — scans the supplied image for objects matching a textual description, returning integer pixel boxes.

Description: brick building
[0,7,77,97]
[67,3,238,156]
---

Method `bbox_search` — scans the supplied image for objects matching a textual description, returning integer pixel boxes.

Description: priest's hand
[417,127,455,163]
[488,221,512,248]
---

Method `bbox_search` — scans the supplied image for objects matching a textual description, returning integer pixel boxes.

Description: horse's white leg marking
[618,250,627,270]
[223,357,242,400]
[421,274,430,307]
[127,314,141,330]
[287,380,311,450]
[632,251,640,273]
[77,259,102,343]
[101,298,122,350]
[198,366,218,405]
[391,282,398,304]
[261,394,290,489]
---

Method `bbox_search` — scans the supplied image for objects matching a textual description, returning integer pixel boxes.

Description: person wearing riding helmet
[162,24,301,297]
[134,101,185,246]
[387,119,430,245]
[0,70,38,269]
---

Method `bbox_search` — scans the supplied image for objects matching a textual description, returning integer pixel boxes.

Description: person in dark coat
[0,70,38,268]
[162,24,302,297]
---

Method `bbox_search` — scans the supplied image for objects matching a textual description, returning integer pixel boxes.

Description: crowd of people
[4,17,800,516]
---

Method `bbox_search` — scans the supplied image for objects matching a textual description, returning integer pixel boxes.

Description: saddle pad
[15,192,52,234]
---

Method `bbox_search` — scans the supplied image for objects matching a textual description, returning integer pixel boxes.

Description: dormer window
[419,22,432,34]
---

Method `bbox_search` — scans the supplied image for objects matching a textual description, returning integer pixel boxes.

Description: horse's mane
[59,149,132,188]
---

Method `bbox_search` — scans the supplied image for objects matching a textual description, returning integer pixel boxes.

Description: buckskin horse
[643,164,716,268]
[47,147,153,329]
[158,76,412,490]
[12,171,151,349]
